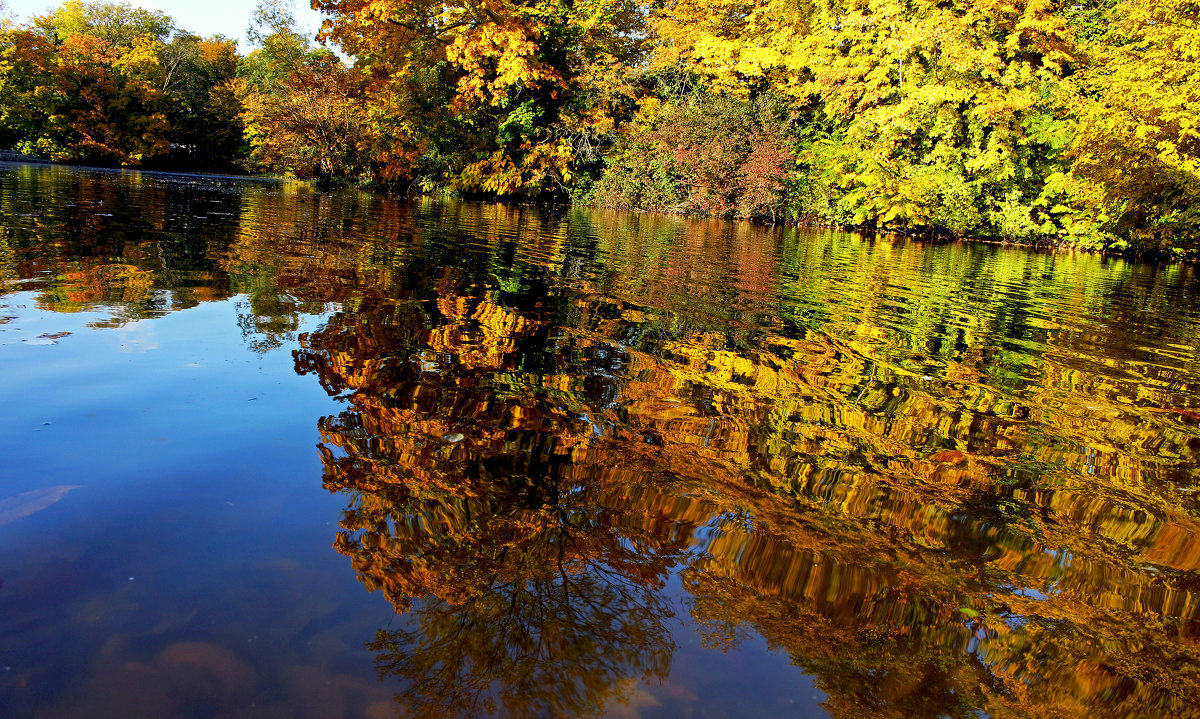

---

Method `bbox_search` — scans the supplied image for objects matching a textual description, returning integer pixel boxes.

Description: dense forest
[1,0,1198,253]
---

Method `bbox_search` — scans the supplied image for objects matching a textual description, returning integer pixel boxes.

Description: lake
[1,161,1199,718]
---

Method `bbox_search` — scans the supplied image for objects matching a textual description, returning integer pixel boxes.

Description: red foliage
[593,95,795,220]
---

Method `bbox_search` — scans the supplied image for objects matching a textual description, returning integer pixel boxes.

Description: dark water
[1,162,1199,719]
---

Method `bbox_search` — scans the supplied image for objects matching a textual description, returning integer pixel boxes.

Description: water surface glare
[2,162,1200,718]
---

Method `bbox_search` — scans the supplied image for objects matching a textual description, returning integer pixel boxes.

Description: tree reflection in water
[292,223,1200,718]
[325,417,687,718]
[7,169,1198,718]
[361,494,679,718]
[298,267,697,718]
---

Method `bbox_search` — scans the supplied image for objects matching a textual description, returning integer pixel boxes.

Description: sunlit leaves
[313,0,650,194]
[633,0,1199,249]
[1066,0,1200,246]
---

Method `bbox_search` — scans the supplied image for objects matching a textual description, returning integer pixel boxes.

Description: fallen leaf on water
[0,485,82,526]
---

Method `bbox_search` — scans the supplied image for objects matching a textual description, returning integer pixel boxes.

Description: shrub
[588,94,795,221]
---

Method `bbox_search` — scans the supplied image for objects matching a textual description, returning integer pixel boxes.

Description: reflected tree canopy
[297,264,691,717]
[4,166,1200,718]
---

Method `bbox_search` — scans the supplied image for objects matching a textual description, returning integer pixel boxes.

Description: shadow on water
[2,163,1200,718]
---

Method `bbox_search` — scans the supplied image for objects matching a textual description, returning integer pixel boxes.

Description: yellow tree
[312,0,649,194]
[1067,0,1200,250]
[47,31,171,164]
[0,27,57,152]
[649,0,1091,240]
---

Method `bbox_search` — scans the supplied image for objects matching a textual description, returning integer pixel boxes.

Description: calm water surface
[2,162,1199,718]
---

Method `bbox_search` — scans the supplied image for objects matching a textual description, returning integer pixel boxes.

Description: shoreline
[3,158,1192,264]
[0,159,292,185]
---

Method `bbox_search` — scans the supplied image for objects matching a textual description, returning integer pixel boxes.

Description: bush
[587,94,795,221]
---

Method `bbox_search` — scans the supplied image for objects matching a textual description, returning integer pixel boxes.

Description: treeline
[0,0,349,175]
[3,0,1199,253]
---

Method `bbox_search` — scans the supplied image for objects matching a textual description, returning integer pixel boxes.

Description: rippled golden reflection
[4,167,1200,718]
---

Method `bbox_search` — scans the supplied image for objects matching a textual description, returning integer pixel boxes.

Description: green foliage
[581,145,685,213]
[237,0,310,92]
[157,33,245,169]
[38,0,174,47]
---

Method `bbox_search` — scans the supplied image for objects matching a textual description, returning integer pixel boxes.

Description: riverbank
[569,199,1200,264]
[5,154,1193,263]
[0,150,50,164]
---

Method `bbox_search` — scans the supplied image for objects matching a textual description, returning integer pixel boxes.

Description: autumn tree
[237,0,365,184]
[44,31,170,164]
[651,0,1082,237]
[0,25,57,153]
[0,1,176,164]
[312,0,651,195]
[0,1,251,168]
[157,33,244,169]
[1065,0,1200,250]
[0,1,174,164]
[41,0,173,46]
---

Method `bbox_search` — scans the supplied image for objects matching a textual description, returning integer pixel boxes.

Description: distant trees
[158,33,244,169]
[0,0,368,181]
[0,0,174,165]
[0,0,244,168]
[0,0,262,170]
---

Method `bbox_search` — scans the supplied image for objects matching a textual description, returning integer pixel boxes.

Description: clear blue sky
[3,0,331,51]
